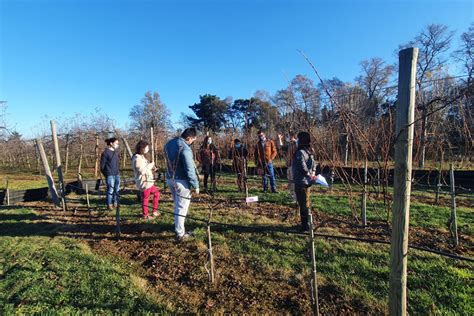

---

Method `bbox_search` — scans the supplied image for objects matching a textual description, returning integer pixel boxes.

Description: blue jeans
[262,163,277,192]
[106,175,120,206]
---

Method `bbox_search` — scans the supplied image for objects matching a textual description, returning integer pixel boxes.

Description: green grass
[0,208,170,314]
[0,171,472,313]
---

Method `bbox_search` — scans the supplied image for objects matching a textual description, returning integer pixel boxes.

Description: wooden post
[389,47,418,316]
[51,120,67,211]
[6,180,10,206]
[308,212,320,316]
[361,159,368,227]
[64,134,70,174]
[36,138,60,207]
[449,163,459,246]
[34,140,41,175]
[150,126,155,163]
[206,208,216,284]
[78,142,83,177]
[118,133,133,159]
[85,184,91,209]
[94,134,99,178]
[115,203,121,240]
[376,167,381,198]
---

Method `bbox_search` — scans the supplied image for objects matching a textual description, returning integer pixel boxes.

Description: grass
[0,171,473,313]
[0,208,170,314]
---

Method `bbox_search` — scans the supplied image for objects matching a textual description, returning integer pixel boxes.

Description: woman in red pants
[132,140,161,219]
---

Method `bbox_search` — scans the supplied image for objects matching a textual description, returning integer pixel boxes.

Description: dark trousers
[295,185,311,230]
[203,167,216,191]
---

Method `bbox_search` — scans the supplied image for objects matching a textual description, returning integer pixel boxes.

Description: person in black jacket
[100,137,120,210]
[292,132,317,231]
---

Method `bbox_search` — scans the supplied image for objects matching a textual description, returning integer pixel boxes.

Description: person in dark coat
[292,132,317,231]
[100,137,120,210]
[198,136,220,193]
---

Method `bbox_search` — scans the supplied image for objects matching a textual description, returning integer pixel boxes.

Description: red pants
[142,185,160,216]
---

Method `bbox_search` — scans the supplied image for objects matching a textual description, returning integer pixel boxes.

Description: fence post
[206,208,216,284]
[308,212,320,316]
[36,138,61,207]
[361,159,368,227]
[449,163,459,246]
[389,47,418,316]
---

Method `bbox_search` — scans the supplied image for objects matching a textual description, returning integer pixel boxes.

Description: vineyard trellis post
[361,159,368,227]
[51,120,67,211]
[206,207,216,284]
[308,211,320,316]
[150,126,155,163]
[449,163,458,246]
[389,47,418,316]
[94,133,100,178]
[36,138,61,207]
[6,179,10,206]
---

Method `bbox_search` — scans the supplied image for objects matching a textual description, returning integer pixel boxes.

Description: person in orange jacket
[254,130,278,193]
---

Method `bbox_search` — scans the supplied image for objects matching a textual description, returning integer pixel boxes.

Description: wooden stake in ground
[206,208,216,284]
[36,138,60,207]
[361,159,368,227]
[6,179,10,206]
[449,163,459,246]
[308,212,319,316]
[150,126,155,163]
[389,47,418,316]
[94,134,100,178]
[51,120,67,211]
[64,134,70,174]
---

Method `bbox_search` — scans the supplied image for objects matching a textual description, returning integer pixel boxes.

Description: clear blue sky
[1,0,472,137]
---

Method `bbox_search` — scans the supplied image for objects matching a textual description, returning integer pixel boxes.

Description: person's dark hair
[135,140,149,155]
[234,138,241,144]
[201,136,211,148]
[297,131,311,147]
[105,137,118,146]
[257,130,264,135]
[181,127,197,139]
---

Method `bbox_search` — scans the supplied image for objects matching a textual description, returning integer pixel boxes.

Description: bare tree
[400,24,455,167]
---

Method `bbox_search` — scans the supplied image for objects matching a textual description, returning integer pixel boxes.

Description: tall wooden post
[51,121,67,211]
[361,159,368,227]
[308,212,319,316]
[36,138,60,207]
[121,135,133,159]
[449,163,459,246]
[6,180,10,206]
[64,134,70,174]
[34,140,41,175]
[150,126,155,163]
[389,47,418,316]
[94,134,100,178]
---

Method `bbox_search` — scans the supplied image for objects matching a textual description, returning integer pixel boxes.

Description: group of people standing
[99,127,319,240]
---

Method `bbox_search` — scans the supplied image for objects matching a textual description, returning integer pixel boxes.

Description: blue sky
[1,0,472,137]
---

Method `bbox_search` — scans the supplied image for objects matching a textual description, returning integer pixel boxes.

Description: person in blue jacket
[164,128,199,241]
[100,137,120,210]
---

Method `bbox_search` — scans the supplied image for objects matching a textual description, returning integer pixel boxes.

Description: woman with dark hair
[292,131,318,231]
[198,135,220,193]
[132,140,161,219]
[100,137,120,210]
